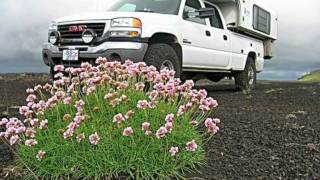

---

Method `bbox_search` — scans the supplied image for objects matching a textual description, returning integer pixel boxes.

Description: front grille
[58,23,106,45]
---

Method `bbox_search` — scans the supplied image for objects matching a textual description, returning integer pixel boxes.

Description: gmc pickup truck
[42,0,278,91]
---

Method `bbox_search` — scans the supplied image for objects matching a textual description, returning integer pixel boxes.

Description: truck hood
[54,11,175,23]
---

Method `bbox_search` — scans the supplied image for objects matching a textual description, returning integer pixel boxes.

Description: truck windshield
[106,0,181,15]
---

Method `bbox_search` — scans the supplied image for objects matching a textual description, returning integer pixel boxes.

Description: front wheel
[234,57,257,91]
[144,43,181,78]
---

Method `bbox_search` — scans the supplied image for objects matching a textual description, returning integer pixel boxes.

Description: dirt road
[0,74,319,179]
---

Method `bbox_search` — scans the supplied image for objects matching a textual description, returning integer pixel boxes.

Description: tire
[234,57,257,91]
[144,43,181,78]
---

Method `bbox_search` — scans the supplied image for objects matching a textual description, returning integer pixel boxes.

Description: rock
[0,76,4,81]
[285,114,297,120]
[307,143,318,152]
[293,110,308,116]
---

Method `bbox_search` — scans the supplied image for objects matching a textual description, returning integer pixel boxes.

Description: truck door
[203,2,231,68]
[181,0,214,69]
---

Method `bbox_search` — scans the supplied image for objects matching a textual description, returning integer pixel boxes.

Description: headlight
[109,18,142,38]
[48,31,59,45]
[49,22,58,31]
[111,18,142,28]
[82,29,97,44]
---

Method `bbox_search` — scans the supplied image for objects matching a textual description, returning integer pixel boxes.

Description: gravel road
[0,74,319,179]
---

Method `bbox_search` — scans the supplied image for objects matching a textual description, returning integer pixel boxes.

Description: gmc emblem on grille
[68,25,87,32]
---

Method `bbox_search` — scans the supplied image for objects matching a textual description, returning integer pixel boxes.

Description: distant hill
[298,70,320,82]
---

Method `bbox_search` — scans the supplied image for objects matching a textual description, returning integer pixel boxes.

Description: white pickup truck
[42,0,278,91]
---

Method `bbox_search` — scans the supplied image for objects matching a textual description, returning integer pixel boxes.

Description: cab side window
[183,0,206,25]
[204,3,224,29]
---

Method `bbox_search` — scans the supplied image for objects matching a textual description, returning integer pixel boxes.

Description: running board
[182,67,232,73]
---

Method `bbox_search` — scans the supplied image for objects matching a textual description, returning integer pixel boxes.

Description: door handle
[205,30,211,37]
[223,35,228,40]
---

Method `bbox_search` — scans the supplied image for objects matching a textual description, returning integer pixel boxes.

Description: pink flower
[148,101,157,109]
[34,85,43,91]
[26,94,37,102]
[54,72,64,79]
[39,119,48,130]
[148,90,159,101]
[63,97,72,105]
[89,132,100,145]
[110,98,121,107]
[25,128,36,138]
[135,82,145,91]
[122,127,134,137]
[0,118,8,126]
[54,65,65,72]
[25,139,38,147]
[86,86,96,95]
[205,118,215,128]
[125,110,134,120]
[137,100,149,110]
[36,150,46,161]
[19,106,30,115]
[204,118,220,134]
[30,118,39,127]
[165,122,173,133]
[145,130,152,136]
[9,135,20,145]
[120,95,128,101]
[113,113,125,125]
[186,140,198,152]
[165,114,174,123]
[141,122,150,131]
[26,88,34,94]
[156,127,168,139]
[76,133,85,142]
[207,97,218,108]
[177,105,186,117]
[169,147,179,156]
[190,120,198,126]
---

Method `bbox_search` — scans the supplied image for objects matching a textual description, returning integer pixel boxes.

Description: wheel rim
[160,60,174,71]
[248,66,255,86]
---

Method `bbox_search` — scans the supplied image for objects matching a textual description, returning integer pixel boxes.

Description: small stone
[285,114,297,120]
[293,111,307,116]
[307,143,317,152]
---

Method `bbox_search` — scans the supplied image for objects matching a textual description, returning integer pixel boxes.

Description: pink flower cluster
[0,58,221,162]
[204,118,220,134]
[0,118,26,145]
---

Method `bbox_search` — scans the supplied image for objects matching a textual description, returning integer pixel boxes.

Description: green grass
[15,82,208,179]
[299,70,320,82]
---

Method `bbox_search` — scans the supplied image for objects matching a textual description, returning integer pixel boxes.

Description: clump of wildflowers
[0,58,220,179]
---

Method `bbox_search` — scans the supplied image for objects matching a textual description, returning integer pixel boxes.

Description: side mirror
[184,8,215,19]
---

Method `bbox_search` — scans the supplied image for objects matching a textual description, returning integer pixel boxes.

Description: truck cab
[42,0,278,91]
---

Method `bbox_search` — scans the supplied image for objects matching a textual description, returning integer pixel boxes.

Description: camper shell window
[253,5,271,34]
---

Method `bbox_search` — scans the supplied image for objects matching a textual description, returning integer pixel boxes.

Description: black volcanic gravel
[0,74,319,179]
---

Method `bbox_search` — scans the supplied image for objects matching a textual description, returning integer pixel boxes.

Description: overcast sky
[0,0,319,80]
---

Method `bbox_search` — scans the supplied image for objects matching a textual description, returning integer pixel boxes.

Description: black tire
[144,43,181,78]
[234,57,257,91]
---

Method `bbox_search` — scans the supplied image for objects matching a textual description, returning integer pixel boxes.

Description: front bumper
[42,41,148,67]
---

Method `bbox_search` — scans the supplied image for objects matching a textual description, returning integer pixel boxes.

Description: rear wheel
[144,43,181,78]
[234,57,257,91]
